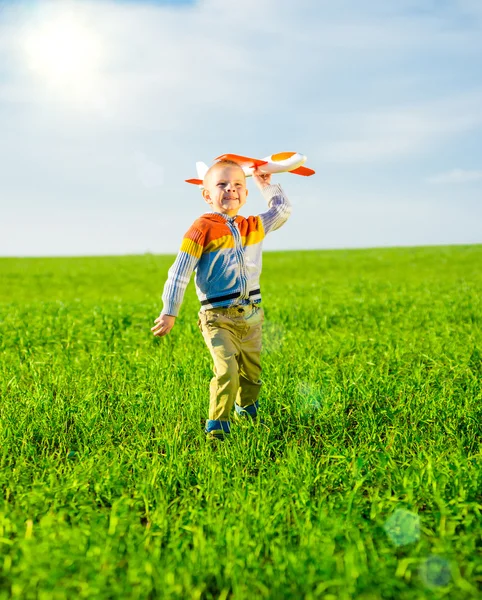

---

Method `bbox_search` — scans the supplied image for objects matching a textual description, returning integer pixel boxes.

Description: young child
[151,159,292,440]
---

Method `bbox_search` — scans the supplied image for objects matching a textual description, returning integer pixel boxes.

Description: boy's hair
[203,159,246,187]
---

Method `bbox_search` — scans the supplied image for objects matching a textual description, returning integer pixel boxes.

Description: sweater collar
[204,211,240,224]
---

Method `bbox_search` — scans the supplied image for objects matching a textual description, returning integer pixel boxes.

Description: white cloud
[427,168,482,184]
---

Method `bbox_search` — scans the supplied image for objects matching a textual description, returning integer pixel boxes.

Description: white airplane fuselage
[245,152,307,175]
[196,153,308,180]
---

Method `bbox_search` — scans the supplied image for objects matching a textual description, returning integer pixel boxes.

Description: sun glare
[22,11,104,101]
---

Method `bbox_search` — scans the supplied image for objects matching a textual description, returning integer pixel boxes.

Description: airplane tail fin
[196,161,209,180]
[185,162,209,186]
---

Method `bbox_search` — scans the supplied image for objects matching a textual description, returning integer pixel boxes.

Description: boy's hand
[151,314,176,337]
[252,167,272,190]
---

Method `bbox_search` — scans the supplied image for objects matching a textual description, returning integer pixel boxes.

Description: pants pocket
[200,311,220,328]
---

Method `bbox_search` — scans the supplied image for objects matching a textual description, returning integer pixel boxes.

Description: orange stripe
[184,226,203,242]
[203,222,230,246]
[199,215,265,252]
[238,215,265,245]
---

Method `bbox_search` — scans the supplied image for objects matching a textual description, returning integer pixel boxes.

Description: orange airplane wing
[289,166,315,176]
[215,153,268,168]
[185,178,203,185]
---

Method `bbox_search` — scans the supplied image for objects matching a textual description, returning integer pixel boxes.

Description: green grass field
[0,245,481,599]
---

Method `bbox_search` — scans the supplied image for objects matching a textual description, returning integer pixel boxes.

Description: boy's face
[202,164,248,217]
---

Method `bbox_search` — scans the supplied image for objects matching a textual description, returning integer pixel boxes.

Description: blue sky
[1,0,481,256]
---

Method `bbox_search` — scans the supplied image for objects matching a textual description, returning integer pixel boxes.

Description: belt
[201,288,261,306]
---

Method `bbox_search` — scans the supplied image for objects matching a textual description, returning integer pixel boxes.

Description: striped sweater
[161,183,291,316]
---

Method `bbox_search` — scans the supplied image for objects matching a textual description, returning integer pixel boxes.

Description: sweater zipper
[229,219,248,299]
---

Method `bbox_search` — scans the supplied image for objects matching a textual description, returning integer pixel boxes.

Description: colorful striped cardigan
[161,183,292,316]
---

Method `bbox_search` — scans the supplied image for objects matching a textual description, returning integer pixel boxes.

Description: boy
[151,159,291,440]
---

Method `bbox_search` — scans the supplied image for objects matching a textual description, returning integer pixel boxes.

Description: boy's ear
[202,188,210,201]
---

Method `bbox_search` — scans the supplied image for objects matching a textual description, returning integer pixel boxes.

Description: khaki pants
[198,303,264,424]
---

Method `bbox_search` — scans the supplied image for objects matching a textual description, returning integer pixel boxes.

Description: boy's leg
[198,310,241,436]
[236,305,264,418]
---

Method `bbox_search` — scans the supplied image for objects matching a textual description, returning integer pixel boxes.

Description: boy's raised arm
[252,168,292,235]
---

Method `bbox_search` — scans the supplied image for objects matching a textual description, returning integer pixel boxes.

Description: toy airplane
[185,152,315,186]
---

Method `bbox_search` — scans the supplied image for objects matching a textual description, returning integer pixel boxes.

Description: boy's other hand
[151,314,176,337]
[252,167,271,189]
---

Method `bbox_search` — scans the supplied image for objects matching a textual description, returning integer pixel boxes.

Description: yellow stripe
[180,237,203,258]
[241,230,264,246]
[204,235,235,253]
[242,218,265,246]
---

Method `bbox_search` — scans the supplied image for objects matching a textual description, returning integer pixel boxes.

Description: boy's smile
[202,163,248,217]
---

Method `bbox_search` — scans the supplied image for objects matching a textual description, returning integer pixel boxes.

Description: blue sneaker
[234,401,265,424]
[235,400,258,418]
[205,419,230,441]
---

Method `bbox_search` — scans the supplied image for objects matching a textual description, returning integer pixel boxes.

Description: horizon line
[1,241,481,260]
